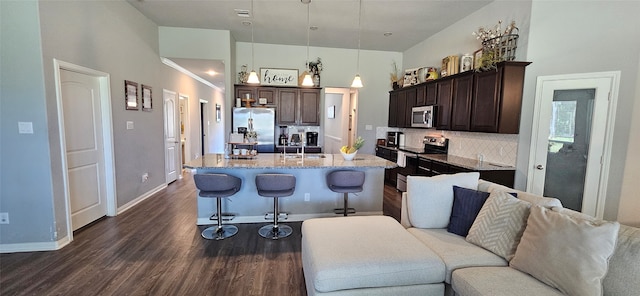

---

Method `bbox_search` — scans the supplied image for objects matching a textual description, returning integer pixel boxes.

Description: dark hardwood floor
[0,171,402,296]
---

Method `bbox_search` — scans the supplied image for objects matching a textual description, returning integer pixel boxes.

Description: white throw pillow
[510,205,620,296]
[406,172,479,228]
[466,190,531,261]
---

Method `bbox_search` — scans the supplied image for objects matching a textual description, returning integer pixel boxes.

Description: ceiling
[129,0,493,89]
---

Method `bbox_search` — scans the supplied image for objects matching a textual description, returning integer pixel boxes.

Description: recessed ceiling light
[206,70,217,76]
[384,32,393,37]
[310,26,318,31]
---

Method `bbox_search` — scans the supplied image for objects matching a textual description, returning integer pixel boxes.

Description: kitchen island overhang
[185,153,397,224]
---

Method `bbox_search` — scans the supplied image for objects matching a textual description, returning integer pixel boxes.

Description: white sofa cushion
[302,216,445,293]
[466,190,531,261]
[452,267,564,296]
[407,228,506,283]
[477,179,563,208]
[510,205,620,296]
[603,224,640,296]
[406,173,479,229]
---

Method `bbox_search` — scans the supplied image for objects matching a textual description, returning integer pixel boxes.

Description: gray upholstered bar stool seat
[327,170,365,216]
[256,174,296,239]
[193,173,242,240]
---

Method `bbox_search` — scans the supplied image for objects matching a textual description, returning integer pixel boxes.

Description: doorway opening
[323,88,358,154]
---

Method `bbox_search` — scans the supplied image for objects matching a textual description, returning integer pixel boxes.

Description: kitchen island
[184,153,396,224]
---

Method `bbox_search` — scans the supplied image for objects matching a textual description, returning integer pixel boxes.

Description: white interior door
[164,89,180,183]
[60,69,107,231]
[528,73,618,217]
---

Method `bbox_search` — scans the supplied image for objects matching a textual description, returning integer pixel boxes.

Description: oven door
[411,106,434,128]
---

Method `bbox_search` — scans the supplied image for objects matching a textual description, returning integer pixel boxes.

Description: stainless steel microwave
[411,105,435,128]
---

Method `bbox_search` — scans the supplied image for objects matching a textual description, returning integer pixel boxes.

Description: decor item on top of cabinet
[260,68,299,86]
[340,136,365,161]
[390,61,402,89]
[441,55,460,77]
[460,54,474,73]
[473,49,483,70]
[473,20,519,70]
[238,64,249,84]
[307,57,323,87]
[403,68,421,87]
[424,67,439,81]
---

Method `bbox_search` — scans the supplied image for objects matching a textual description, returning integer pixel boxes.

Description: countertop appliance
[397,136,448,192]
[387,131,403,147]
[306,132,318,146]
[411,105,435,128]
[232,107,275,152]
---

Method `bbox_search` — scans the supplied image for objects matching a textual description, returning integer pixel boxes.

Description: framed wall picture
[259,68,299,86]
[327,105,335,119]
[460,54,474,72]
[216,104,221,122]
[124,80,138,110]
[141,84,152,111]
[474,49,483,69]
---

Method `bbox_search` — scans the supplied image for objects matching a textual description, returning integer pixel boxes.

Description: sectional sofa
[301,172,640,296]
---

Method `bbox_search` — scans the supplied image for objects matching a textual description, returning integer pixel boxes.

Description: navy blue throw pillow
[447,186,490,237]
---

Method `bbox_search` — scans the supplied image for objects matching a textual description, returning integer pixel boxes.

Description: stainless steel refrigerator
[232,107,276,152]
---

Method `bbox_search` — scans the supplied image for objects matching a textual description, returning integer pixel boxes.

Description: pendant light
[301,0,314,87]
[351,0,363,88]
[247,0,260,84]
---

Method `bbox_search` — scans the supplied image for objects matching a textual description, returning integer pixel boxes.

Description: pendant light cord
[251,0,255,71]
[306,3,310,66]
[356,0,361,73]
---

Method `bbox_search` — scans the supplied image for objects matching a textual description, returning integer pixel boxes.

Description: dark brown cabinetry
[471,61,530,133]
[388,61,529,134]
[435,78,453,130]
[235,85,321,126]
[276,88,320,126]
[417,156,514,187]
[450,73,474,131]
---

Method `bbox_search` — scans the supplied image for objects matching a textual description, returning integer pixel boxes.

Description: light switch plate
[18,122,34,134]
[365,124,373,130]
[126,121,134,130]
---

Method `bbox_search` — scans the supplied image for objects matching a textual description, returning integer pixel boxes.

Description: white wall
[523,0,640,221]
[235,42,402,153]
[617,56,640,227]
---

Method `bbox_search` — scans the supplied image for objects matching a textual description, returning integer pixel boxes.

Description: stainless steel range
[423,136,449,154]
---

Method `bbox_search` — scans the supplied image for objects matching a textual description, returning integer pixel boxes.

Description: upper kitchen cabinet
[450,72,474,131]
[276,88,320,126]
[234,85,276,106]
[471,61,531,133]
[388,91,398,127]
[435,78,453,130]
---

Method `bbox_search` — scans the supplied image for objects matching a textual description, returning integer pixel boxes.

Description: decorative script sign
[260,68,299,86]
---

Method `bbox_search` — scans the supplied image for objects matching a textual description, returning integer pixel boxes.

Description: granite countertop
[418,154,515,171]
[184,153,397,169]
[377,145,515,171]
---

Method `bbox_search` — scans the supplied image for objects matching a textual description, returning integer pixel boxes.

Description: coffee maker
[306,132,318,146]
[278,126,288,146]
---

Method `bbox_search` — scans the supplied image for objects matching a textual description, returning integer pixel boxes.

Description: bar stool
[193,173,242,240]
[327,170,365,216]
[256,174,296,239]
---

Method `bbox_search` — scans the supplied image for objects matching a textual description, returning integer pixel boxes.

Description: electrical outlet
[141,173,149,183]
[0,212,9,224]
[304,193,310,201]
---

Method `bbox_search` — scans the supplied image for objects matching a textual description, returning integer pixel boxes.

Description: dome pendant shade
[302,73,314,86]
[247,70,260,84]
[351,74,363,88]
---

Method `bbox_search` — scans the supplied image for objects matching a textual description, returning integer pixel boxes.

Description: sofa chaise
[301,172,640,296]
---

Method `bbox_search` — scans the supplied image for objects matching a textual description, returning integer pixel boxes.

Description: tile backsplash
[376,127,518,166]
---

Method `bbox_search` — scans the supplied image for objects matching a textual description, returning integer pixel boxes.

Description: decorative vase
[341,150,357,161]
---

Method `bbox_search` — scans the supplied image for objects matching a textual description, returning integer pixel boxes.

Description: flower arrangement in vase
[340,136,365,160]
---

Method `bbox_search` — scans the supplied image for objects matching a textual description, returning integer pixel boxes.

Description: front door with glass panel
[528,73,616,217]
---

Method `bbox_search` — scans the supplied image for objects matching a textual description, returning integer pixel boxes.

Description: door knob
[536,165,544,170]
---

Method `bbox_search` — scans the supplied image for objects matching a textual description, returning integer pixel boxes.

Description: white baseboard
[196,211,383,225]
[0,235,71,254]
[117,183,167,214]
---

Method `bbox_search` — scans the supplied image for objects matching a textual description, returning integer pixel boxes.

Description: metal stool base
[201,225,238,240]
[258,224,292,239]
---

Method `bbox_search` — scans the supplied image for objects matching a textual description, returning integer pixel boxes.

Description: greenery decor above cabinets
[387,61,530,133]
